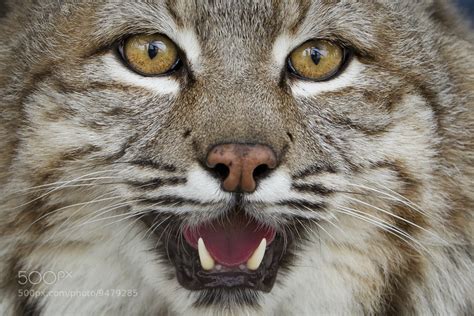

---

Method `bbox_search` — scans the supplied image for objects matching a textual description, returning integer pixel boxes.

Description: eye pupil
[148,42,160,59]
[310,48,321,65]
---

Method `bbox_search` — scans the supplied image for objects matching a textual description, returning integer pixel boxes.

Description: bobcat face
[0,0,472,315]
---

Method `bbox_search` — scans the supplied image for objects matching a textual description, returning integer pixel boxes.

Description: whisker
[46,199,138,243]
[297,205,341,245]
[57,209,152,247]
[164,224,175,263]
[72,200,146,228]
[29,174,167,238]
[19,193,123,236]
[320,215,350,240]
[345,196,446,244]
[116,212,150,248]
[2,156,180,203]
[136,201,182,241]
[53,201,149,244]
[44,191,127,240]
[143,214,172,242]
[6,170,119,210]
[345,183,428,217]
[154,221,173,249]
[374,182,427,214]
[291,217,306,242]
[335,207,431,254]
[3,176,121,199]
[99,209,154,229]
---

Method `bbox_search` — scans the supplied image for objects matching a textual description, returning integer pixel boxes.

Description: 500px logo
[17,270,72,285]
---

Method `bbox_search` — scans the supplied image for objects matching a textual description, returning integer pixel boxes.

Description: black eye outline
[117,34,184,77]
[286,40,353,82]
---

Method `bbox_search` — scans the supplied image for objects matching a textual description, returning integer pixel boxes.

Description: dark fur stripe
[288,0,311,34]
[165,0,185,28]
[52,77,158,97]
[291,183,334,195]
[104,136,139,161]
[376,246,422,315]
[0,0,9,19]
[278,200,325,211]
[291,164,337,180]
[34,145,101,185]
[138,196,209,207]
[331,116,391,136]
[127,177,187,190]
[128,159,177,172]
[105,138,178,173]
[18,300,42,316]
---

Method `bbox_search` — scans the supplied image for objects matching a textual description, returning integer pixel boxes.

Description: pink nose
[206,144,277,193]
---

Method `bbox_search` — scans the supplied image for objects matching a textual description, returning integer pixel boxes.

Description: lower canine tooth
[247,238,266,270]
[198,238,215,270]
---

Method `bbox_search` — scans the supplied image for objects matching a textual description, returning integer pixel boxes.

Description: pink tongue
[184,217,275,267]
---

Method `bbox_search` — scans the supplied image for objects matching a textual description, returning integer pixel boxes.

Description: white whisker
[72,200,146,228]
[20,193,123,236]
[345,196,446,244]
[6,170,119,211]
[335,206,431,254]
[346,182,428,217]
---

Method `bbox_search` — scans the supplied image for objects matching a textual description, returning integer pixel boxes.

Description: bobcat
[0,0,472,315]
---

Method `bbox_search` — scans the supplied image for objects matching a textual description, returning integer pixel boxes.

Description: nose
[206,144,278,193]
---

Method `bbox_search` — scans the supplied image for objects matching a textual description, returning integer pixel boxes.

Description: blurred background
[457,0,474,21]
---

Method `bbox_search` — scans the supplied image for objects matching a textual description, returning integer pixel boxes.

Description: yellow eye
[288,40,346,81]
[121,34,180,76]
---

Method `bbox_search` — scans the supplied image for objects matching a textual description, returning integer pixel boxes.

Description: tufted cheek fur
[0,0,472,315]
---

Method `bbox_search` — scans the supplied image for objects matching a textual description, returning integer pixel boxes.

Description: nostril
[205,143,278,193]
[253,164,271,180]
[213,163,230,181]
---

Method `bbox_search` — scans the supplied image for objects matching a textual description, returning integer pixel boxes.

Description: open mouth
[151,211,292,293]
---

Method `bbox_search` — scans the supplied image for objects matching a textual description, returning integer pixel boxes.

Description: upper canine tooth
[198,238,215,270]
[247,238,266,270]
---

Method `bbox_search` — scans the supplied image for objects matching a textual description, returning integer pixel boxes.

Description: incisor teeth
[247,238,266,270]
[198,238,215,270]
